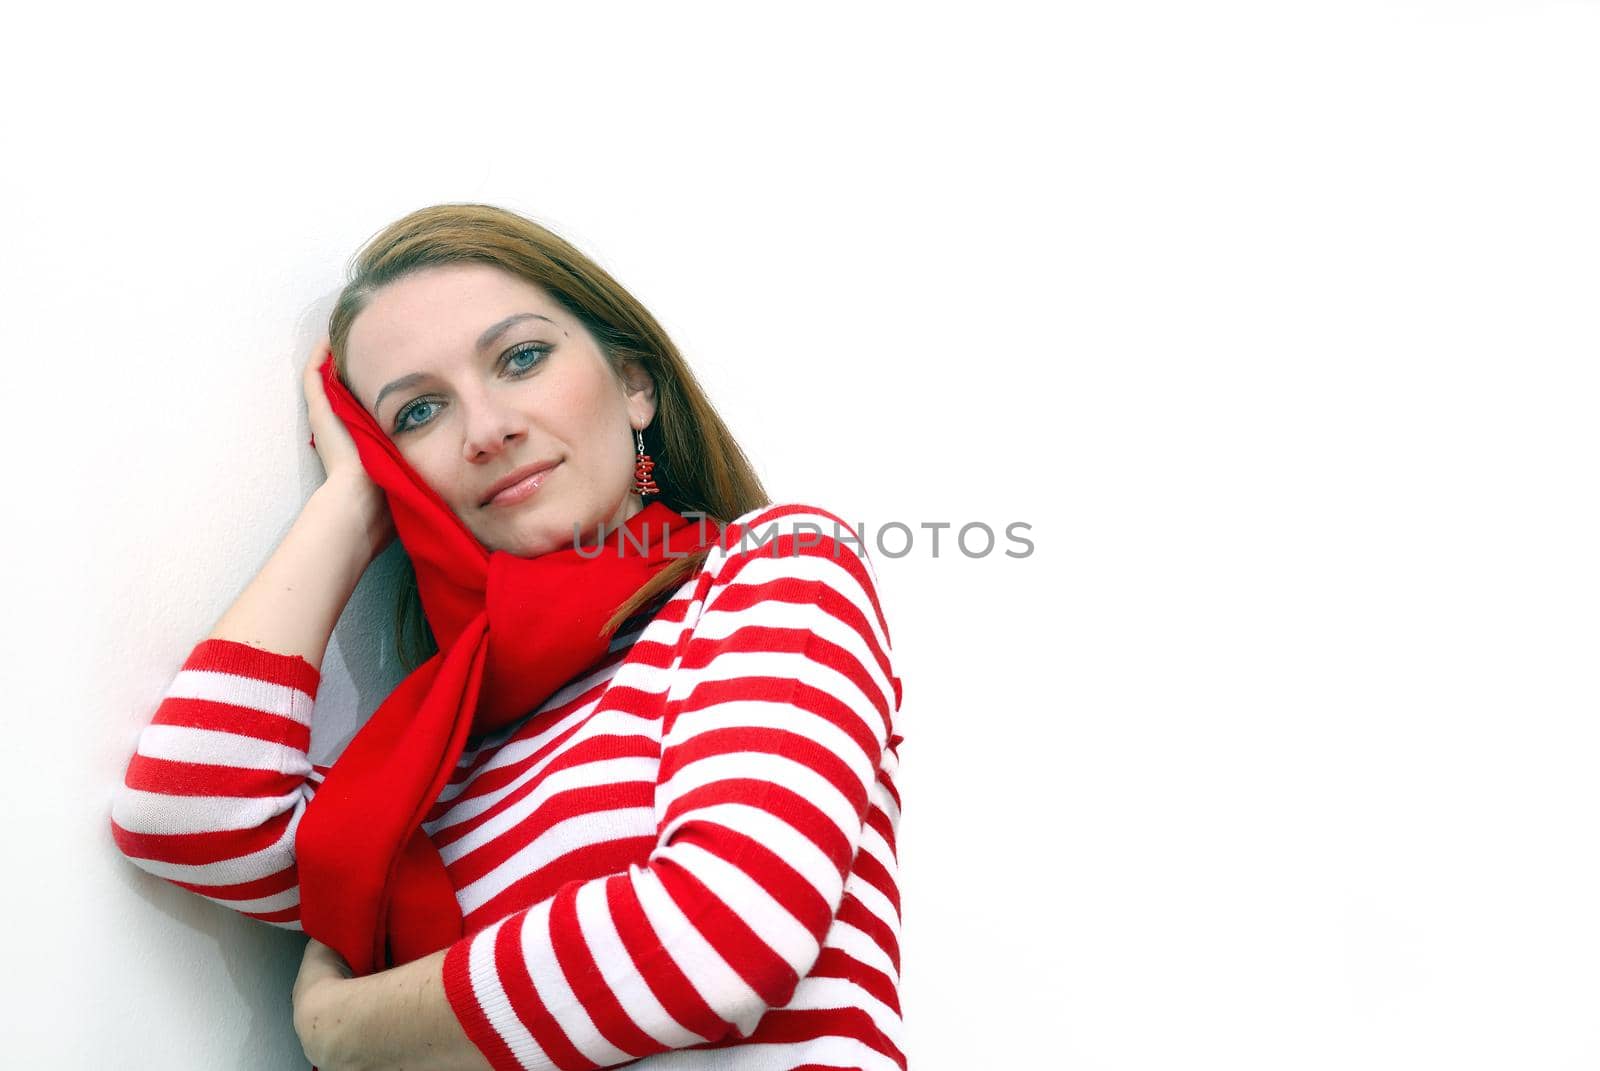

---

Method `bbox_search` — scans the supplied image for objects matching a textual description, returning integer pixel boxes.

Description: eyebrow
[371,313,558,416]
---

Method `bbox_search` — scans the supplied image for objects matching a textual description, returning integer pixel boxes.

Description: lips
[480,460,560,507]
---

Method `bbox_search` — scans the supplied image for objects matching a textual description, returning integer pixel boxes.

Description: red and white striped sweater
[111,503,906,1071]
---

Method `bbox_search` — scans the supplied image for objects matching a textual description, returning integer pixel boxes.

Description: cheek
[390,434,460,499]
[548,367,627,447]
[410,451,455,499]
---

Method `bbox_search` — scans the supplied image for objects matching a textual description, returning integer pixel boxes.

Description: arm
[109,477,386,925]
[110,343,395,923]
[295,942,486,1071]
[208,344,395,667]
[205,470,389,666]
[300,508,901,1071]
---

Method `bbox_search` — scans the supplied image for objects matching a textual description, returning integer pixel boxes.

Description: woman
[110,204,906,1071]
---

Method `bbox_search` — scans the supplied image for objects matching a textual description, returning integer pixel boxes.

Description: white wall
[5,2,1599,1068]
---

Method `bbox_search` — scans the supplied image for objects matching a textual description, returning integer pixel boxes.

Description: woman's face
[343,262,656,557]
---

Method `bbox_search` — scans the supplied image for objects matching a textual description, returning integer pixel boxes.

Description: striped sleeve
[109,638,326,929]
[441,504,901,1071]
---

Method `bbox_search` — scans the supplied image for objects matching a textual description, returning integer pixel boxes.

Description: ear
[620,360,658,428]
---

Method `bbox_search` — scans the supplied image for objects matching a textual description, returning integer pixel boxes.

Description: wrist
[311,474,393,564]
[295,975,356,1070]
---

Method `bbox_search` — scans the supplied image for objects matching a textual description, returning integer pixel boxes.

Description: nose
[460,389,527,461]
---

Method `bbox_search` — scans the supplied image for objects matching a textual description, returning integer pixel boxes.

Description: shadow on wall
[315,538,418,764]
[108,856,310,1070]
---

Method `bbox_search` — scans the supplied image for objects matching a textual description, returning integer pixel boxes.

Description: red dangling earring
[633,426,659,497]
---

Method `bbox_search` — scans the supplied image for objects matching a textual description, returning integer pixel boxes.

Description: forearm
[110,637,321,925]
[208,476,385,668]
[307,948,491,1071]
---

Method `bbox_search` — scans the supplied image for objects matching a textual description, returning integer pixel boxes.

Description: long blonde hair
[327,203,769,669]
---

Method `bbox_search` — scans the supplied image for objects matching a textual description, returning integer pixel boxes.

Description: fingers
[304,339,333,451]
[303,336,329,371]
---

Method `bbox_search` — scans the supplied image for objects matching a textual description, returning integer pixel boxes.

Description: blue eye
[392,342,554,434]
[505,341,551,375]
[393,398,438,433]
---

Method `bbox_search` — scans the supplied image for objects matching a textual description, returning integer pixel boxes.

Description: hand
[292,937,356,1069]
[303,338,367,481]
[302,339,396,556]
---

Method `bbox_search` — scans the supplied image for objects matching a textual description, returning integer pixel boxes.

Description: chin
[499,514,599,558]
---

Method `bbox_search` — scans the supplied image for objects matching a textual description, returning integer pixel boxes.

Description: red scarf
[297,351,720,976]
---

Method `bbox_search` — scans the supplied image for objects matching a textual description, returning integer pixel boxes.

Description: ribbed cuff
[443,933,534,1071]
[186,637,321,697]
